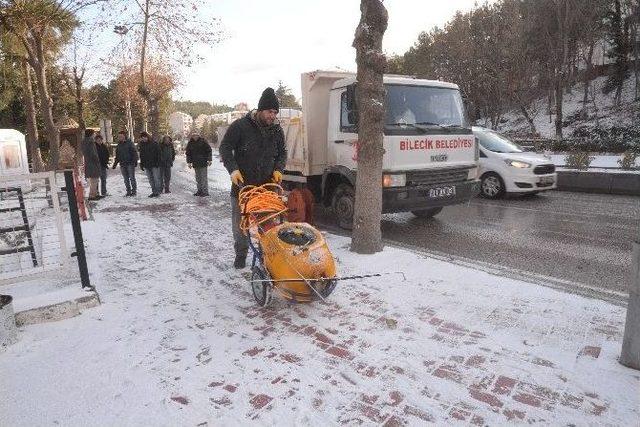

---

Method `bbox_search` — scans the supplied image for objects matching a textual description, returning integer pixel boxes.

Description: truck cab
[284,71,481,229]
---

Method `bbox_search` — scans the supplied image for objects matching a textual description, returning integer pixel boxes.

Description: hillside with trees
[387,0,639,143]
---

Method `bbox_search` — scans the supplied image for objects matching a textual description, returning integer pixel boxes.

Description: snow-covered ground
[498,75,639,138]
[1,156,638,425]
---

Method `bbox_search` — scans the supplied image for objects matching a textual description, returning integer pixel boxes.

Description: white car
[473,127,557,199]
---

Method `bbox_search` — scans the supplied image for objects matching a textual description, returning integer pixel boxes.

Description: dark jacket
[81,136,101,178]
[159,141,176,167]
[113,139,138,168]
[219,112,287,197]
[96,143,110,169]
[139,140,161,169]
[185,137,212,168]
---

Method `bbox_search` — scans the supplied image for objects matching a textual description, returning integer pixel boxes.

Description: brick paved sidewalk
[1,177,637,426]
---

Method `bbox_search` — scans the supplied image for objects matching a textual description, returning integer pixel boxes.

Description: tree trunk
[350,0,388,254]
[582,42,595,120]
[149,96,160,138]
[32,39,60,170]
[73,67,86,132]
[554,74,563,139]
[138,0,150,133]
[21,60,44,172]
[519,105,537,136]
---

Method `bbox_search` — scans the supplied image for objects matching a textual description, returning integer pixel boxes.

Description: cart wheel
[251,265,273,307]
[318,278,338,298]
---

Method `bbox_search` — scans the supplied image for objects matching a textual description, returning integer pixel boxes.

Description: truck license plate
[429,186,456,199]
[539,176,554,184]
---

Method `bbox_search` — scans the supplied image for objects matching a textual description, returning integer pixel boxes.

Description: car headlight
[505,159,531,168]
[382,173,406,187]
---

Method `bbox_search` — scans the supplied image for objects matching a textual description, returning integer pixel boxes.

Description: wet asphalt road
[316,190,640,300]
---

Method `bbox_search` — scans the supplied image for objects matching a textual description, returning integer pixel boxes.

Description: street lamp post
[114,25,134,141]
[620,235,640,370]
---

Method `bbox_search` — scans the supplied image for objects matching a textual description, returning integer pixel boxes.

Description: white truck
[278,70,480,229]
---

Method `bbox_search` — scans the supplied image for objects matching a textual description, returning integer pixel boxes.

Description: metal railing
[0,171,90,289]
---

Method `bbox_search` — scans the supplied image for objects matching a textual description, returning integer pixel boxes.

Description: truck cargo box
[284,71,354,176]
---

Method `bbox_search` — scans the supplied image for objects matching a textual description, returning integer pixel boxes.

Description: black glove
[112,164,116,170]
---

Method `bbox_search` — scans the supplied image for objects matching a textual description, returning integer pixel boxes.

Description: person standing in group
[138,131,162,198]
[81,128,102,201]
[95,134,110,197]
[159,135,176,193]
[185,133,212,197]
[112,130,138,197]
[219,87,286,268]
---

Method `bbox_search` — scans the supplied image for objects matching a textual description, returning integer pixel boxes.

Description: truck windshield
[385,84,468,128]
[476,130,523,153]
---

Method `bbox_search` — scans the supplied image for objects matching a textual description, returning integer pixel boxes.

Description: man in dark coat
[138,131,162,198]
[81,128,102,201]
[219,87,287,268]
[95,134,110,197]
[112,130,139,196]
[185,133,212,197]
[159,135,176,193]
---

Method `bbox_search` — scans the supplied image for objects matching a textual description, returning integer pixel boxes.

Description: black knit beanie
[257,87,279,111]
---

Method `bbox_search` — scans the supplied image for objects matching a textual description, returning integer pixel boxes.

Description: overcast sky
[174,0,481,108]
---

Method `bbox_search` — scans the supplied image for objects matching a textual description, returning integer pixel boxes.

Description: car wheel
[411,207,443,218]
[331,183,355,230]
[481,173,505,199]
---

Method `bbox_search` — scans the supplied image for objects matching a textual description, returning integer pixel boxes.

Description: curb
[557,170,640,195]
[14,291,101,326]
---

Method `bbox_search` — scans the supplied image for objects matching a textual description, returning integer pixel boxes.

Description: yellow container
[259,222,337,302]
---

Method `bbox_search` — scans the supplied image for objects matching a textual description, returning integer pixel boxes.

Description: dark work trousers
[195,166,209,195]
[160,166,172,192]
[145,167,162,195]
[99,166,108,196]
[120,164,137,194]
[231,196,249,259]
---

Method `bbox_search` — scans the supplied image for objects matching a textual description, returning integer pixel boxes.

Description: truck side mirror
[346,84,359,128]
[348,111,358,126]
[346,84,356,110]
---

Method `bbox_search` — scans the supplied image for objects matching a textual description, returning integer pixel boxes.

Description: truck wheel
[481,173,505,199]
[411,207,443,218]
[331,183,355,230]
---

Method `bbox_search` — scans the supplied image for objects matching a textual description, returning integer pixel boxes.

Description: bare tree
[0,31,46,171]
[351,0,388,254]
[61,36,88,135]
[0,0,105,169]
[22,59,45,171]
[110,0,223,139]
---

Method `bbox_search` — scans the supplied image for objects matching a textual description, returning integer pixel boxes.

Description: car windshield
[476,130,523,153]
[385,84,468,127]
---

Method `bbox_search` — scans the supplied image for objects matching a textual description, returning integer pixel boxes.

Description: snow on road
[1,157,638,426]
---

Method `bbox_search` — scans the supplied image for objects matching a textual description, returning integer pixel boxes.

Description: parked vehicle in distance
[474,126,556,199]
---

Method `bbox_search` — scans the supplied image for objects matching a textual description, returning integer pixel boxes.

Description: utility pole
[620,234,640,370]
